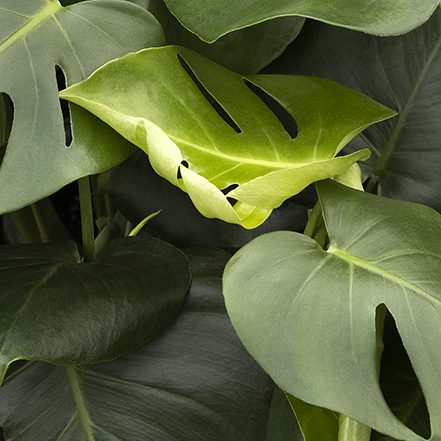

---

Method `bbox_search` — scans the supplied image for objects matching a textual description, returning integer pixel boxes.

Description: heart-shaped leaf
[60,45,395,228]
[223,180,441,440]
[0,0,164,214]
[0,235,190,384]
[163,0,439,43]
[0,248,274,441]
[264,9,441,211]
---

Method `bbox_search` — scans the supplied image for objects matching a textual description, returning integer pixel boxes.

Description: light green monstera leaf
[60,46,396,229]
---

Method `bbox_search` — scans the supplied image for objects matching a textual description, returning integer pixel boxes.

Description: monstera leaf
[223,180,441,440]
[60,45,395,228]
[0,0,164,214]
[0,235,191,386]
[163,0,439,43]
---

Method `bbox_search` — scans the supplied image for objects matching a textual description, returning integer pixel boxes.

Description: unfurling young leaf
[60,46,396,228]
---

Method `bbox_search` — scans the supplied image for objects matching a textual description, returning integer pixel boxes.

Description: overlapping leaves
[163,0,439,43]
[265,9,441,211]
[60,45,395,228]
[223,180,441,440]
[0,235,190,385]
[0,248,274,441]
[144,0,305,74]
[0,0,164,214]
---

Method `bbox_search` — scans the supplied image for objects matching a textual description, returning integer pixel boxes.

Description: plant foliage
[224,180,441,440]
[0,0,163,213]
[0,0,439,440]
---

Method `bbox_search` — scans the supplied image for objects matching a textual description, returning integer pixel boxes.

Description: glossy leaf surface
[223,180,441,440]
[163,0,439,43]
[265,9,441,211]
[0,248,274,441]
[60,45,395,228]
[0,235,190,382]
[0,0,164,214]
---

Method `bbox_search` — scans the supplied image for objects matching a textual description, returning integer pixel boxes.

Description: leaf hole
[222,184,239,206]
[56,66,72,147]
[243,79,298,139]
[221,183,239,195]
[373,307,431,440]
[177,160,189,180]
[0,92,14,167]
[176,54,242,134]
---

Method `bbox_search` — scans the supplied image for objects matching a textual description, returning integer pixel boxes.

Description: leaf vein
[330,249,441,307]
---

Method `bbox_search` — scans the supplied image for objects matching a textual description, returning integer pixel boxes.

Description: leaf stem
[78,176,95,262]
[94,221,121,255]
[398,383,425,427]
[303,201,322,239]
[338,414,371,441]
[65,366,95,441]
[303,201,329,249]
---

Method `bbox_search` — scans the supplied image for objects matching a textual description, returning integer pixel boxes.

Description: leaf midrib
[59,96,335,169]
[0,1,63,55]
[329,247,441,307]
[65,366,96,441]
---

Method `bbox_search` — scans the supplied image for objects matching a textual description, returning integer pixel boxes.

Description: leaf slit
[375,309,431,440]
[0,93,14,166]
[243,79,298,139]
[176,54,242,134]
[56,66,72,147]
[177,160,189,180]
[221,183,239,195]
